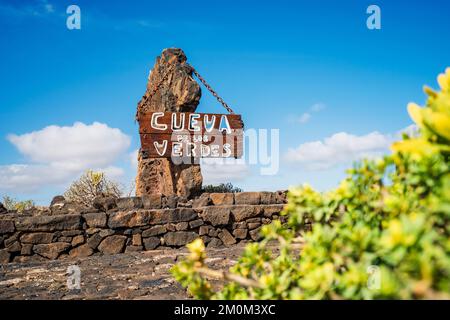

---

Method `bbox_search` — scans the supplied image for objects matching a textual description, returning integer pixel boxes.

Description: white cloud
[1,122,131,193]
[0,1,55,18]
[310,103,326,112]
[44,3,54,13]
[200,158,250,185]
[285,131,392,170]
[291,102,326,125]
[399,124,419,138]
[129,149,139,169]
[101,166,125,180]
[136,20,164,28]
[7,122,130,170]
[298,113,311,124]
[0,164,68,192]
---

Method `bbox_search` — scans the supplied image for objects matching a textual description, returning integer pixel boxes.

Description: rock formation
[135,48,203,198]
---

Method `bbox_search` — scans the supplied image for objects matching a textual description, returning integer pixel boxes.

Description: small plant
[64,170,123,207]
[2,196,35,213]
[202,183,243,193]
[172,68,450,299]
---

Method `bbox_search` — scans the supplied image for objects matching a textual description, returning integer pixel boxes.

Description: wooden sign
[139,112,244,158]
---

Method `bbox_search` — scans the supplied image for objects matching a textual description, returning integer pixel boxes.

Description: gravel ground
[0,244,250,300]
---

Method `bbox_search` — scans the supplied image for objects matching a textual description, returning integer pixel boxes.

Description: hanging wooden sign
[139,112,244,158]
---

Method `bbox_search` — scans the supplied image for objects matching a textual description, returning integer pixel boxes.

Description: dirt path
[0,244,248,300]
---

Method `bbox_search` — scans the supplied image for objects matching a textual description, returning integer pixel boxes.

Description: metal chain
[192,68,235,114]
[136,59,235,121]
[145,61,177,104]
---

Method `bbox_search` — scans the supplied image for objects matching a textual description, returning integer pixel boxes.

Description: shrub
[64,170,123,207]
[172,69,450,299]
[2,196,35,213]
[202,183,243,193]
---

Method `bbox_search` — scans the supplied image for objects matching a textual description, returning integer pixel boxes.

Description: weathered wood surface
[140,133,243,158]
[139,112,244,158]
[139,112,243,134]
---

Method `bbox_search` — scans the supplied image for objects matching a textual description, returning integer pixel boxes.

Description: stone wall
[0,191,287,264]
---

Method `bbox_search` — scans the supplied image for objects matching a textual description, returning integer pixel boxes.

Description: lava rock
[98,235,127,255]
[231,206,260,222]
[209,193,234,206]
[83,212,107,228]
[234,192,261,205]
[163,232,198,246]
[34,242,71,259]
[218,229,236,246]
[200,206,231,226]
[69,244,94,258]
[16,214,82,232]
[135,48,203,199]
[0,220,15,234]
[142,225,167,238]
[20,232,54,244]
[143,237,160,250]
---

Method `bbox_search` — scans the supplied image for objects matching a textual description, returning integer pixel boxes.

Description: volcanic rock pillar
[135,48,203,198]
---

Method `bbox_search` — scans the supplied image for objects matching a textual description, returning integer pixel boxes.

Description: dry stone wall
[0,191,287,264]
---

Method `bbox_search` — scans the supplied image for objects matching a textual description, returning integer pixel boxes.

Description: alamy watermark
[367,5,381,30]
[67,265,81,290]
[64,5,381,32]
[367,265,381,291]
[167,128,280,176]
[66,5,81,30]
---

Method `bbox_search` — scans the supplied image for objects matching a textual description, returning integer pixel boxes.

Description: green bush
[1,196,35,213]
[172,69,450,299]
[202,183,243,193]
[64,170,123,207]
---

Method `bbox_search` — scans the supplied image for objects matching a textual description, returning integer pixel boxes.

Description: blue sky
[1,0,449,205]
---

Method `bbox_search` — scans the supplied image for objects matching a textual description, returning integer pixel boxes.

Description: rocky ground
[0,244,250,300]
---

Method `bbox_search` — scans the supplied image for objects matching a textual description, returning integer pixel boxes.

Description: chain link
[136,57,177,121]
[136,59,235,121]
[192,69,235,114]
